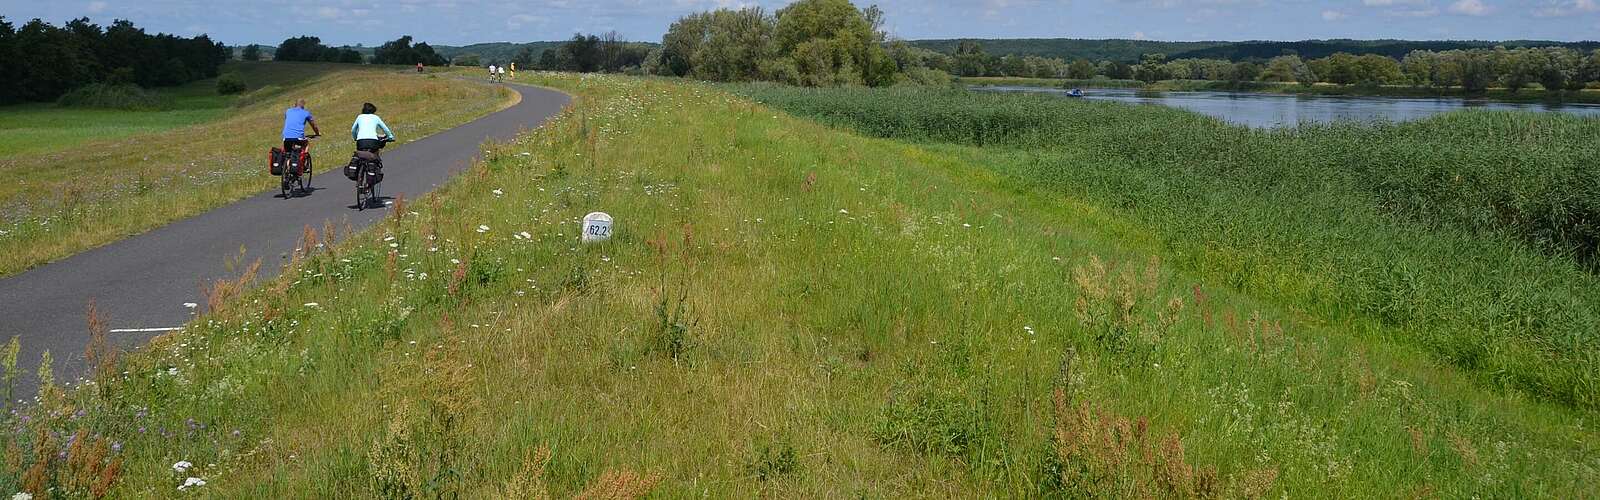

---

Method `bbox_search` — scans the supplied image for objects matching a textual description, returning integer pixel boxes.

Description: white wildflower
[178,477,206,490]
[172,460,193,473]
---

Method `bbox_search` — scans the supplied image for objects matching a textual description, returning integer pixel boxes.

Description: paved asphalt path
[0,82,568,397]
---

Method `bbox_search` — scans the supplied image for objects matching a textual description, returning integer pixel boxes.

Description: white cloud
[1448,0,1490,15]
[507,14,548,29]
[86,1,108,13]
[1362,0,1425,5]
[1387,6,1441,16]
[1132,31,1147,40]
[1533,0,1598,17]
[1322,9,1349,20]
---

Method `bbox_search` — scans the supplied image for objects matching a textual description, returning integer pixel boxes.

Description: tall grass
[0,74,1594,497]
[961,76,1146,89]
[733,84,1600,411]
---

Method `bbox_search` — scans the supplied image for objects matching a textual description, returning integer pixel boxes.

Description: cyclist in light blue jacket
[351,102,394,154]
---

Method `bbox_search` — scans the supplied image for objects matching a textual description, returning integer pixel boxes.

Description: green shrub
[896,67,953,87]
[747,438,799,481]
[871,382,1000,459]
[55,83,166,110]
[217,72,248,94]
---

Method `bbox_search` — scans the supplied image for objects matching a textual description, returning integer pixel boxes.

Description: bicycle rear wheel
[355,166,366,210]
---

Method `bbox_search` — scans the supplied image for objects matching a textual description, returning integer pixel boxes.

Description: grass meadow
[0,73,1593,497]
[0,62,516,277]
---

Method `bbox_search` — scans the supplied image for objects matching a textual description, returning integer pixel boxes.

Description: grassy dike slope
[0,62,515,277]
[4,74,1594,497]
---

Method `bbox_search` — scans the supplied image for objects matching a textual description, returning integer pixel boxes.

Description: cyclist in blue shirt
[282,99,321,151]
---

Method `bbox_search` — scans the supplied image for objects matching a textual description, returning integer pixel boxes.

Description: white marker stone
[581,212,613,243]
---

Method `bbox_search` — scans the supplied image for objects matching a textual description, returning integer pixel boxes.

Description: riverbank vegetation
[907,37,1600,65]
[962,76,1600,104]
[944,42,1600,101]
[3,71,1594,498]
[0,62,514,277]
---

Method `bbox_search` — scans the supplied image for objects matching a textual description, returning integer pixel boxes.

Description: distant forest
[907,38,1600,63]
[908,38,1225,63]
[231,42,573,68]
[0,17,229,104]
[235,37,1600,69]
[433,42,567,65]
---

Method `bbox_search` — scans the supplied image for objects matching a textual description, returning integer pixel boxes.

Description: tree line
[258,35,447,66]
[0,17,229,104]
[531,0,922,87]
[525,32,651,73]
[902,38,1599,65]
[939,42,1600,92]
[650,0,899,86]
[269,36,363,63]
[1156,39,1600,63]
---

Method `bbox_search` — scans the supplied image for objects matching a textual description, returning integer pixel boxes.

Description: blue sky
[1,0,1595,46]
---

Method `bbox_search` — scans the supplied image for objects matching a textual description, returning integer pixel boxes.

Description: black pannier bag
[366,164,384,185]
[346,150,381,181]
[269,147,286,176]
[290,151,309,177]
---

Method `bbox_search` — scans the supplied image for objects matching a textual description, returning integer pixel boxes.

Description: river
[976,85,1600,128]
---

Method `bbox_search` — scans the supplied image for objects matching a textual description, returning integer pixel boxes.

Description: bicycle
[278,135,319,198]
[350,137,394,210]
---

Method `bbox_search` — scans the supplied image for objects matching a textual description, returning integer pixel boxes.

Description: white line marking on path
[108,327,184,333]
